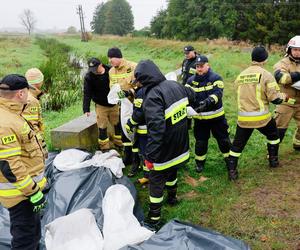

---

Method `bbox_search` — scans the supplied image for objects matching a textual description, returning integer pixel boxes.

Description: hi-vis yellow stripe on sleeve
[1,134,17,145]
[0,147,21,158]
[23,114,39,121]
[12,175,33,190]
[165,98,188,125]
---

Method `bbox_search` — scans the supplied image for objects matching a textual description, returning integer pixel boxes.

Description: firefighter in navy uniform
[83,58,122,151]
[0,74,47,250]
[273,35,300,149]
[186,55,231,173]
[133,59,206,228]
[125,86,149,183]
[227,46,289,181]
[181,45,198,85]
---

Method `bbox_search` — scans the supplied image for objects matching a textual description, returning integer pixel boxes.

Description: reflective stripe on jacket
[109,59,137,91]
[0,97,45,208]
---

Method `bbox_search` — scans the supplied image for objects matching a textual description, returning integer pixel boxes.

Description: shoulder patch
[1,134,17,145]
[134,98,143,108]
[30,107,39,113]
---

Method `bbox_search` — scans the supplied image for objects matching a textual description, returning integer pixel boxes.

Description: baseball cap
[195,55,209,65]
[184,45,194,54]
[0,74,34,90]
[88,58,101,74]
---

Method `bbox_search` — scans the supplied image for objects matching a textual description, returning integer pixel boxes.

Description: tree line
[150,0,300,45]
[91,0,134,36]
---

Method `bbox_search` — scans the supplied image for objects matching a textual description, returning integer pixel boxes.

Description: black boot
[267,144,279,168]
[128,152,140,177]
[226,157,238,181]
[166,187,178,206]
[195,160,205,173]
[122,146,133,165]
[144,205,162,231]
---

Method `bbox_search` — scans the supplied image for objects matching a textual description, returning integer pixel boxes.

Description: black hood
[134,60,166,86]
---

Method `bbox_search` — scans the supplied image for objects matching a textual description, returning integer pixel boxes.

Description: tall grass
[35,37,82,111]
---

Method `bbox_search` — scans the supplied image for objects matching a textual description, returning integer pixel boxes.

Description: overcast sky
[0,0,167,31]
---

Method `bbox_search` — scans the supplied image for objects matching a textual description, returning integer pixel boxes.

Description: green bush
[35,37,82,111]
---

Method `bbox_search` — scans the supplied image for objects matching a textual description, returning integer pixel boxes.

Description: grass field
[0,34,299,250]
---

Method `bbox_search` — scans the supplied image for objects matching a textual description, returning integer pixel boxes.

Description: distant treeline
[150,0,300,45]
[91,0,134,36]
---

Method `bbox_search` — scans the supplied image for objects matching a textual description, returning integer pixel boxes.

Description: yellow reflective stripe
[223,152,230,158]
[210,94,218,103]
[143,165,150,171]
[0,147,21,158]
[0,177,46,197]
[27,76,44,84]
[191,81,199,86]
[189,68,196,74]
[238,112,271,122]
[22,114,39,121]
[110,73,132,79]
[165,99,188,125]
[153,151,190,171]
[113,135,122,139]
[229,150,241,157]
[134,98,143,108]
[149,196,163,203]
[130,118,138,125]
[267,82,279,90]
[166,178,177,186]
[214,80,224,88]
[193,109,225,120]
[98,138,109,143]
[195,154,206,161]
[150,216,160,221]
[165,99,188,119]
[237,85,241,110]
[137,129,147,134]
[256,84,264,112]
[132,148,139,153]
[12,175,33,190]
[191,85,214,92]
[267,139,280,145]
[123,142,133,146]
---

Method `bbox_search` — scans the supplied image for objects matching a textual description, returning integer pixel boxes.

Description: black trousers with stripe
[8,199,41,250]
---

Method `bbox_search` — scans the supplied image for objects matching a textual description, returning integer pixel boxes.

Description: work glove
[290,72,300,83]
[117,89,135,99]
[125,119,136,134]
[29,189,47,213]
[144,159,154,170]
[194,96,215,113]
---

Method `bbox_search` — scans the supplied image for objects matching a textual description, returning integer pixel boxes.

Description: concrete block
[51,112,98,150]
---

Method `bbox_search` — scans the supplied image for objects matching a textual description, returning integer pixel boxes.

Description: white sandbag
[107,84,121,104]
[53,149,90,171]
[120,98,134,142]
[292,80,300,90]
[102,185,154,250]
[45,208,104,250]
[165,71,178,81]
[54,149,125,178]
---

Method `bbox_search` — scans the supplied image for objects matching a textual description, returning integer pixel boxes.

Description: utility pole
[77,5,88,42]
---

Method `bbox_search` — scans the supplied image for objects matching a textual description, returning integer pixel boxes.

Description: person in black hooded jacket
[133,59,206,228]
